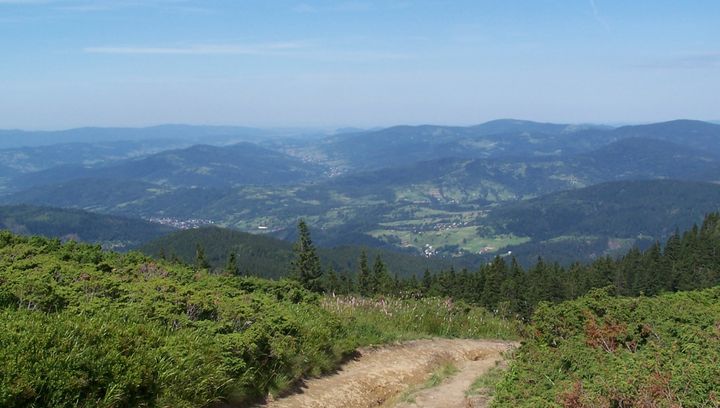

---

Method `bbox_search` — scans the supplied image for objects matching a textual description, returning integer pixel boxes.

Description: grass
[426,362,460,387]
[398,362,460,404]
[466,364,508,398]
[368,227,530,255]
[322,296,520,346]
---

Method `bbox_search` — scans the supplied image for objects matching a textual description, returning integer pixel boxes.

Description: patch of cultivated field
[369,225,530,255]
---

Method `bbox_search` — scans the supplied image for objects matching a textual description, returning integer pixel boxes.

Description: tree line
[194,214,720,318]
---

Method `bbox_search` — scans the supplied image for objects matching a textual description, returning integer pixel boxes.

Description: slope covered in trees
[0,204,173,250]
[14,142,327,190]
[347,212,720,320]
[139,225,464,279]
[481,179,720,264]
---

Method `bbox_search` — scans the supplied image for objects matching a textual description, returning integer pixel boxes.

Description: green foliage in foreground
[492,287,720,407]
[0,231,513,407]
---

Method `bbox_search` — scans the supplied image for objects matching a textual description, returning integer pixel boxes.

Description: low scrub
[492,287,720,407]
[0,232,513,407]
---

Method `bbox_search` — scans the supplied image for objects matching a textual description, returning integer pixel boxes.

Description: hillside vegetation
[139,226,464,279]
[493,287,720,407]
[0,231,515,407]
[0,204,173,250]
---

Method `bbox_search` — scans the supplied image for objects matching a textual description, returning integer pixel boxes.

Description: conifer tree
[357,250,371,296]
[195,244,210,270]
[481,257,505,310]
[225,251,239,275]
[324,266,339,294]
[291,219,323,292]
[422,268,433,294]
[371,255,390,294]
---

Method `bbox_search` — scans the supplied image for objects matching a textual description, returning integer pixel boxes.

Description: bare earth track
[256,338,515,408]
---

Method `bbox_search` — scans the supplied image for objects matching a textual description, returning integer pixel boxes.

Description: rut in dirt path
[255,338,515,408]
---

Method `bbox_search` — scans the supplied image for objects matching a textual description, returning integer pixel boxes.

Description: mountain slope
[0,140,195,174]
[6,137,720,257]
[14,142,327,189]
[487,179,720,265]
[317,120,613,171]
[0,124,272,148]
[611,119,720,154]
[139,226,466,279]
[308,136,720,205]
[0,204,173,249]
[486,179,720,239]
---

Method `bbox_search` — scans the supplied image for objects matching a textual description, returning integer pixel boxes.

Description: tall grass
[323,295,520,346]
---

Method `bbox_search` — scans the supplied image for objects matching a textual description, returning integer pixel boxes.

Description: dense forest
[171,213,720,323]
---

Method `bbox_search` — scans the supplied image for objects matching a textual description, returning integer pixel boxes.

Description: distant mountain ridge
[4,118,720,262]
[316,120,616,171]
[13,142,328,190]
[0,124,279,148]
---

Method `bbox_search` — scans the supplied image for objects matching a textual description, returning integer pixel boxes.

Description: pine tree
[481,257,505,310]
[357,250,371,296]
[422,268,433,294]
[324,266,339,294]
[225,251,239,275]
[290,220,323,292]
[371,255,390,294]
[195,244,210,270]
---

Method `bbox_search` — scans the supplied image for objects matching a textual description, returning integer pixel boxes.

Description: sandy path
[392,349,505,408]
[256,338,514,408]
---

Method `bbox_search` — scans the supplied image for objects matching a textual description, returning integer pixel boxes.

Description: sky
[0,0,719,129]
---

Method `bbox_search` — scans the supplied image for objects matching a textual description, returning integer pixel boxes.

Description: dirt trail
[256,338,514,408]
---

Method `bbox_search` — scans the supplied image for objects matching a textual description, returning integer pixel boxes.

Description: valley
[3,120,720,266]
[4,3,719,406]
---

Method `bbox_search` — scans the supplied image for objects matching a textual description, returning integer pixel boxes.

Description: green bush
[493,287,720,407]
[0,233,351,406]
[0,232,515,407]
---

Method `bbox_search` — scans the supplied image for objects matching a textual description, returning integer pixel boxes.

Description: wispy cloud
[638,53,720,70]
[85,42,310,56]
[83,41,415,62]
[589,0,610,31]
[293,1,374,13]
[0,0,212,13]
[0,0,53,3]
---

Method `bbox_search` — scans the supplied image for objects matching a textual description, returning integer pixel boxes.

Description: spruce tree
[357,250,371,296]
[371,255,390,294]
[324,266,339,294]
[290,220,323,292]
[195,244,210,270]
[225,251,239,275]
[422,268,433,293]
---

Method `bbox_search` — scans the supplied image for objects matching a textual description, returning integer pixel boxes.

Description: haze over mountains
[2,118,720,268]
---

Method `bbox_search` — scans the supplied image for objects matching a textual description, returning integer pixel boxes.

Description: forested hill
[487,179,720,241]
[139,226,465,279]
[0,204,173,250]
[0,124,272,148]
[417,212,720,319]
[14,142,327,190]
[317,120,612,171]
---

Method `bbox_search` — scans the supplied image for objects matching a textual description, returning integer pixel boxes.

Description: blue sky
[1,0,718,129]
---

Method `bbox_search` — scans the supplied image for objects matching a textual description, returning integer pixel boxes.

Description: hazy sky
[1,0,719,129]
